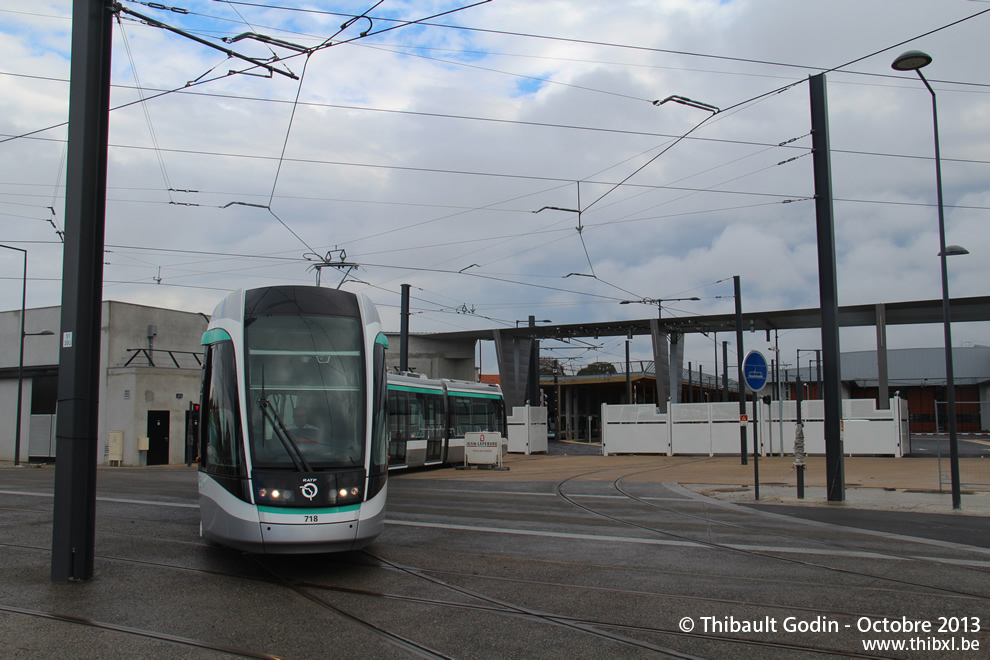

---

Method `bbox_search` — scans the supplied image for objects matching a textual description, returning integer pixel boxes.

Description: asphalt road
[1,463,988,659]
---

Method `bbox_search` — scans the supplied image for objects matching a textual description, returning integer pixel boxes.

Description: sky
[1,0,989,377]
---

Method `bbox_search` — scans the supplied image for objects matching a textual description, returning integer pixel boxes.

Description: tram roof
[424,296,990,342]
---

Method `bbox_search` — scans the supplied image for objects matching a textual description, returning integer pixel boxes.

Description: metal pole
[753,390,760,500]
[809,72,845,502]
[554,359,561,442]
[735,276,746,465]
[722,341,728,402]
[51,0,114,583]
[815,349,822,399]
[16,249,27,467]
[876,304,889,410]
[918,68,961,510]
[1,244,28,467]
[625,332,632,404]
[769,358,775,455]
[528,316,538,405]
[713,331,719,401]
[796,377,805,499]
[652,305,668,405]
[399,284,410,372]
[776,329,783,456]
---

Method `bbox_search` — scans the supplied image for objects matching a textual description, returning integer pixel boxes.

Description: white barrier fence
[602,398,908,457]
[506,405,548,455]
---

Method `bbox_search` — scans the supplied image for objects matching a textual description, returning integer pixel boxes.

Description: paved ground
[1,452,988,659]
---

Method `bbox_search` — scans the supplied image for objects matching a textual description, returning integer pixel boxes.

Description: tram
[198,285,389,553]
[387,373,506,468]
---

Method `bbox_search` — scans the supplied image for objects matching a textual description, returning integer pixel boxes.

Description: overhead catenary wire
[8,77,990,168]
[211,1,990,81]
[4,2,989,332]
[117,15,176,204]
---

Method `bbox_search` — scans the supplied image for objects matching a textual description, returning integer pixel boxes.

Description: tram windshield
[245,314,365,469]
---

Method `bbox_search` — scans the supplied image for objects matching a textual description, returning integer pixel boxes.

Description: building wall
[99,302,207,465]
[0,378,23,461]
[384,333,476,381]
[0,302,208,464]
[105,367,203,465]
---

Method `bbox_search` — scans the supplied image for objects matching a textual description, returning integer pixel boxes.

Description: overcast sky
[2,0,988,375]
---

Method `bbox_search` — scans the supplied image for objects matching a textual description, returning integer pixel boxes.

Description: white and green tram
[198,285,388,553]
[386,373,506,468]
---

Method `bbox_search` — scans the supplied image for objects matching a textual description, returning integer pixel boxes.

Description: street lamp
[892,49,967,509]
[2,244,54,466]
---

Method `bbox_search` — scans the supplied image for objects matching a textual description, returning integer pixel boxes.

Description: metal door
[147,410,170,465]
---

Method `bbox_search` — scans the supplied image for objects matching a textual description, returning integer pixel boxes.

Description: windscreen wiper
[258,396,313,473]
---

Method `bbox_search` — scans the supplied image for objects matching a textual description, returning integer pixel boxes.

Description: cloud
[1,0,988,374]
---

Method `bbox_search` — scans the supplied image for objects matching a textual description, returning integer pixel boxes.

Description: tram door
[147,410,170,466]
[424,392,444,463]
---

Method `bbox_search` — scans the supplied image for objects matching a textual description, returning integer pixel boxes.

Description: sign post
[743,351,768,500]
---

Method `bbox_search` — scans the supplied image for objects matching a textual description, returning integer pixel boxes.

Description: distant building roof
[841,346,990,387]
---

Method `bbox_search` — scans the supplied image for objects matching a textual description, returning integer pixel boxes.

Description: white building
[1,302,208,465]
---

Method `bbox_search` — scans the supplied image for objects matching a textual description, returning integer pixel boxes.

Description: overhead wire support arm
[223,32,311,53]
[653,95,720,114]
[113,4,300,80]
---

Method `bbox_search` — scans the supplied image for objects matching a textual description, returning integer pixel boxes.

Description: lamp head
[891,50,932,72]
[939,245,969,257]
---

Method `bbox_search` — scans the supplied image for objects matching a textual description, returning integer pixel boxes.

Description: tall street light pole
[892,50,966,510]
[2,244,28,465]
[1,244,54,467]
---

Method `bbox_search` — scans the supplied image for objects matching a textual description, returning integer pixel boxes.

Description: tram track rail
[3,461,986,658]
[553,465,990,602]
[359,551,898,660]
[615,470,990,573]
[0,535,906,659]
[0,602,281,660]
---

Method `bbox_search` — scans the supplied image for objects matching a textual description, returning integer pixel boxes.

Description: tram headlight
[256,486,296,505]
[332,475,364,504]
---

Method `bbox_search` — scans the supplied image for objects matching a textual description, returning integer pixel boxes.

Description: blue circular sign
[742,351,769,392]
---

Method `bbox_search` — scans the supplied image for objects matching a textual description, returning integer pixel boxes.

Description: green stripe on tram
[258,504,361,515]
[388,383,502,400]
[447,390,503,400]
[389,384,443,395]
[201,328,232,345]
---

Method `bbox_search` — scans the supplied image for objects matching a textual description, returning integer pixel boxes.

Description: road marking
[0,489,198,509]
[384,519,990,567]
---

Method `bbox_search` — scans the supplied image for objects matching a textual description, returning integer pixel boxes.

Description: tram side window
[451,396,502,436]
[389,390,444,440]
[202,341,244,478]
[388,390,408,441]
[451,396,496,437]
[370,341,388,478]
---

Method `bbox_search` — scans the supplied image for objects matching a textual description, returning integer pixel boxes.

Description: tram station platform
[2,449,989,658]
